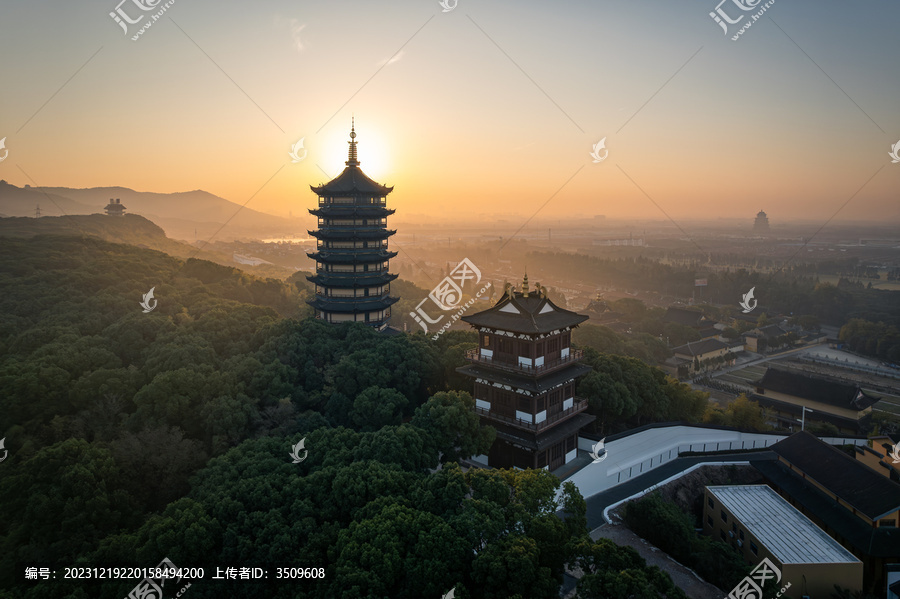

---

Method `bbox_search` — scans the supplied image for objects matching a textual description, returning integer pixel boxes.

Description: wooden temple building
[457,275,595,470]
[306,121,398,329]
[104,198,126,216]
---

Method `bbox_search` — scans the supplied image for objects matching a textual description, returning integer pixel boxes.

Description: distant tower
[753,210,770,233]
[306,120,399,329]
[34,204,41,218]
[104,198,126,216]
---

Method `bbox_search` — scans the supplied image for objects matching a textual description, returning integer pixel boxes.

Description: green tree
[350,386,408,431]
[411,391,495,463]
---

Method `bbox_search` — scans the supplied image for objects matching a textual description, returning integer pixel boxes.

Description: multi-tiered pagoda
[306,122,398,328]
[458,275,595,470]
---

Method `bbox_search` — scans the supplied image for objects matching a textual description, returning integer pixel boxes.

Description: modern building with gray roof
[704,484,863,597]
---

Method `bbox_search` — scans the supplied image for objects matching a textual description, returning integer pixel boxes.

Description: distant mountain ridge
[0,181,299,241]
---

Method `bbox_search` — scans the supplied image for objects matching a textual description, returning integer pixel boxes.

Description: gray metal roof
[707,485,861,565]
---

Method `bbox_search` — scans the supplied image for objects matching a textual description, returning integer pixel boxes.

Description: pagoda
[306,121,398,328]
[457,275,595,470]
[753,209,770,233]
[104,198,126,216]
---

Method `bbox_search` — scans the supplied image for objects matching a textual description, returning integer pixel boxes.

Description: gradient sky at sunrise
[1,0,898,224]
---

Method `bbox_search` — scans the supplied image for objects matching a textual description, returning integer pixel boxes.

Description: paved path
[592,522,725,599]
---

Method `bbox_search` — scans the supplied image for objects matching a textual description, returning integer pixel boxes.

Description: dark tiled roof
[756,324,788,338]
[461,291,588,334]
[771,431,900,521]
[310,165,393,196]
[307,296,399,312]
[673,338,728,357]
[664,307,704,327]
[754,459,900,558]
[756,368,880,411]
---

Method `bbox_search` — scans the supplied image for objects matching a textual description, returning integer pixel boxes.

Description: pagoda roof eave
[307,296,400,312]
[307,273,398,287]
[308,229,397,240]
[460,292,589,335]
[310,165,393,196]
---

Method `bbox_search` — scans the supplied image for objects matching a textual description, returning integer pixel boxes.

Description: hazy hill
[0,214,295,281]
[0,181,301,241]
[0,181,96,217]
[0,213,233,262]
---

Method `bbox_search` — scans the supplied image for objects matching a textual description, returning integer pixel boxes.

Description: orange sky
[1,0,898,224]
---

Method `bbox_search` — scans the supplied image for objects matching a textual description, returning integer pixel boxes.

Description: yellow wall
[702,488,863,596]
[856,447,890,478]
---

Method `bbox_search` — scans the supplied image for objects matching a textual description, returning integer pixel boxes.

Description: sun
[318,123,391,183]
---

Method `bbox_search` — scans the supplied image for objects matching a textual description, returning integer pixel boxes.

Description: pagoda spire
[522,272,530,298]
[346,117,359,167]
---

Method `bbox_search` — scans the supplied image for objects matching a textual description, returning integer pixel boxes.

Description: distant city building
[457,274,595,470]
[104,198,126,216]
[306,121,398,328]
[593,237,644,246]
[753,209,770,233]
[232,253,273,267]
[742,323,788,352]
[703,484,863,598]
[755,431,900,594]
[664,306,705,328]
[671,338,736,374]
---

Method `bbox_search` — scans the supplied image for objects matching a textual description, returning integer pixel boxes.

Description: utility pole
[800,406,813,431]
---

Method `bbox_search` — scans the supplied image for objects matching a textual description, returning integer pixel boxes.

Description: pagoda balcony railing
[317,221,388,227]
[465,348,583,376]
[315,291,391,300]
[315,266,390,273]
[318,200,387,207]
[474,397,588,432]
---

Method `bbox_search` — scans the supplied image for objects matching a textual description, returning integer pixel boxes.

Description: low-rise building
[854,434,900,483]
[754,431,900,595]
[673,338,733,374]
[703,484,863,598]
[743,324,788,352]
[750,367,879,435]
